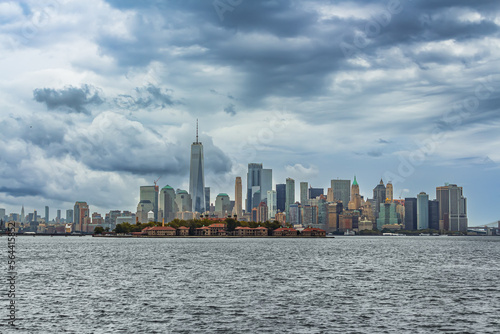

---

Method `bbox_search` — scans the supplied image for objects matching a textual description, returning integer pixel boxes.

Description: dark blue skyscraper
[404,198,417,230]
[276,184,286,213]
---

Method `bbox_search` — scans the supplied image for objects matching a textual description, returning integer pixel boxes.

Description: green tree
[94,226,104,235]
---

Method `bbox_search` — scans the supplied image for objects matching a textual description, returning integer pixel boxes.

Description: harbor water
[2,236,500,333]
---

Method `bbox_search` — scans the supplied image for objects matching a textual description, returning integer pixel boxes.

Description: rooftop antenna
[196,119,199,143]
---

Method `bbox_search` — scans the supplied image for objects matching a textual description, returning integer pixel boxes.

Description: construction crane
[154,176,161,192]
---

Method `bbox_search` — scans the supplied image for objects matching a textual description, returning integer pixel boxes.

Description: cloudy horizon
[1,0,499,225]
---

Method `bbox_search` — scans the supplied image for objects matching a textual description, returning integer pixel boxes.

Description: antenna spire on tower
[196,118,199,143]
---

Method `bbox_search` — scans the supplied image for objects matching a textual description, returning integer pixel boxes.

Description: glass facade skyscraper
[276,184,286,213]
[331,179,351,207]
[285,178,295,223]
[246,163,272,213]
[189,121,205,213]
[417,192,429,230]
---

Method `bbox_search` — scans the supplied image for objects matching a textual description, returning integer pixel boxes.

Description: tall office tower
[376,202,399,230]
[267,190,277,220]
[308,187,324,200]
[428,199,440,230]
[257,201,268,223]
[386,182,393,201]
[66,209,74,223]
[204,187,210,213]
[261,168,272,204]
[189,120,205,213]
[33,210,38,222]
[348,176,361,210]
[20,205,26,223]
[45,206,49,223]
[436,184,468,232]
[276,184,286,213]
[107,210,121,227]
[327,188,334,202]
[331,179,351,207]
[0,208,5,221]
[417,192,429,230]
[404,198,417,230]
[215,193,231,217]
[175,190,192,212]
[289,203,301,225]
[235,177,242,218]
[327,202,343,232]
[73,202,89,233]
[56,209,61,223]
[301,205,318,226]
[285,178,295,222]
[373,179,386,218]
[246,163,272,212]
[137,200,154,224]
[140,186,158,221]
[160,185,176,223]
[300,182,308,205]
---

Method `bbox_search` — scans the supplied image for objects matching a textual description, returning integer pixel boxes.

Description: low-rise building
[147,226,176,236]
[196,226,211,236]
[234,226,269,236]
[273,227,297,237]
[177,226,190,236]
[209,223,227,236]
[301,228,326,237]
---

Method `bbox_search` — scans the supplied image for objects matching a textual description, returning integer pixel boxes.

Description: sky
[0,0,499,225]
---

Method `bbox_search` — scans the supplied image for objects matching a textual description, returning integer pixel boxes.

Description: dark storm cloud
[0,187,44,197]
[33,84,104,114]
[96,0,500,111]
[114,84,181,110]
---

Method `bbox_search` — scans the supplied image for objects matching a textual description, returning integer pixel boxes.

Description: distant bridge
[470,221,499,228]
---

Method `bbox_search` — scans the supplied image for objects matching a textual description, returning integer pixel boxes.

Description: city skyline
[0,1,499,225]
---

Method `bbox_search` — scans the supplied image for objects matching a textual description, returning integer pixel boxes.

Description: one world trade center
[189,120,205,213]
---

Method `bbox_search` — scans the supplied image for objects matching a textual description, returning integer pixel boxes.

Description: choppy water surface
[2,236,500,333]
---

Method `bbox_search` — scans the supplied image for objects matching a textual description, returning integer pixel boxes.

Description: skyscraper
[348,176,361,210]
[20,205,26,223]
[308,187,324,200]
[204,187,210,213]
[257,201,268,223]
[56,209,61,223]
[428,199,439,230]
[417,192,429,230]
[246,163,272,212]
[373,179,386,218]
[160,185,176,223]
[331,179,351,206]
[189,120,205,213]
[215,193,231,217]
[235,177,242,218]
[276,184,286,213]
[267,190,277,220]
[140,186,158,221]
[300,182,308,205]
[45,206,49,223]
[404,198,417,230]
[66,209,74,224]
[74,202,89,233]
[436,184,468,232]
[386,182,393,201]
[175,190,192,212]
[285,178,295,222]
